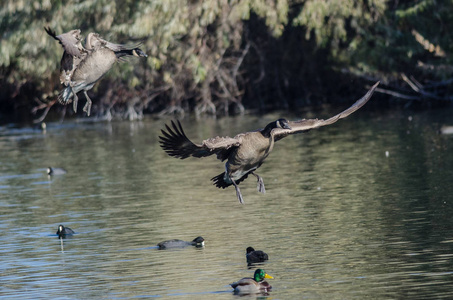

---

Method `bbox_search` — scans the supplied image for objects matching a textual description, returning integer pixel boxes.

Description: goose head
[262,118,291,137]
[275,118,291,130]
[132,48,148,57]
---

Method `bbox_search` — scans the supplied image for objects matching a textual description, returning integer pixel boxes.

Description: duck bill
[264,273,274,279]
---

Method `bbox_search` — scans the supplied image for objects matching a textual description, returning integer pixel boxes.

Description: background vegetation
[0,0,451,122]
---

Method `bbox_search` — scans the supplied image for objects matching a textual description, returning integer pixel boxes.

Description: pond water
[1,106,453,299]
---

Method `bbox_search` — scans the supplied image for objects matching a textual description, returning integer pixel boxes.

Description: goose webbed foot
[82,91,92,116]
[252,172,266,194]
[231,179,244,204]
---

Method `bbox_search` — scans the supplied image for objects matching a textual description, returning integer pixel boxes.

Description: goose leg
[82,91,92,116]
[231,179,244,204]
[72,88,79,113]
[251,172,266,194]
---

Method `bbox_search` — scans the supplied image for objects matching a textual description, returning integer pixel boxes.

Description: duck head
[57,225,65,234]
[254,269,273,282]
[246,246,255,254]
[193,236,205,246]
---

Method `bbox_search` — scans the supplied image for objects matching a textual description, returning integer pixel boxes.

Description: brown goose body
[222,130,275,185]
[45,27,147,116]
[159,82,379,204]
[68,48,117,95]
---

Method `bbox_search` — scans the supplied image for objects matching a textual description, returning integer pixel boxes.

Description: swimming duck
[56,224,75,238]
[157,236,205,249]
[47,167,67,175]
[246,247,269,264]
[159,82,379,203]
[230,269,273,294]
[45,27,147,116]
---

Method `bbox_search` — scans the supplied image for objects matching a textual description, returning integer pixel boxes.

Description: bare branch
[375,87,421,100]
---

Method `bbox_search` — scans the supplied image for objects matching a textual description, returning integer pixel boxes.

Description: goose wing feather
[273,82,379,141]
[89,34,140,52]
[159,120,241,160]
[45,27,85,58]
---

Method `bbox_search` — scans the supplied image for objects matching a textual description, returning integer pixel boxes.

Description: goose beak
[264,273,274,279]
[283,123,291,130]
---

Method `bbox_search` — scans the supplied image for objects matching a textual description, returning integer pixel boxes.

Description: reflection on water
[1,108,453,299]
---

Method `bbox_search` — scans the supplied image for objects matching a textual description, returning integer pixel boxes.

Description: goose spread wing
[88,33,139,52]
[105,41,140,52]
[273,81,379,141]
[159,120,241,160]
[45,27,85,58]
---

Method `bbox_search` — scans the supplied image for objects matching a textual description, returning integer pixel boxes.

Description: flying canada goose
[246,247,269,264]
[159,82,379,204]
[230,269,273,295]
[45,27,147,116]
[157,236,205,249]
[56,224,75,238]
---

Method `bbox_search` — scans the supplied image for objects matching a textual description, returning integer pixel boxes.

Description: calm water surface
[1,107,453,299]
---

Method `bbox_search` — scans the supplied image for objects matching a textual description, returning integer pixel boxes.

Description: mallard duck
[246,247,269,264]
[45,27,147,116]
[157,236,205,249]
[56,224,74,238]
[230,269,273,294]
[159,82,379,203]
[47,167,67,175]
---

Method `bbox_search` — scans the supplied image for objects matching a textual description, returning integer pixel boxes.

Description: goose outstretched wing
[159,120,241,161]
[85,32,140,52]
[273,81,379,141]
[45,27,85,58]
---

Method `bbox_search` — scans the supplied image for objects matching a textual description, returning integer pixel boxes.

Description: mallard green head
[254,269,273,282]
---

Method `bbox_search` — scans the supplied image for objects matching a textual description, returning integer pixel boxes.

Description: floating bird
[159,82,379,203]
[157,236,205,249]
[45,27,147,116]
[47,167,67,175]
[230,269,273,295]
[246,247,269,264]
[56,224,75,238]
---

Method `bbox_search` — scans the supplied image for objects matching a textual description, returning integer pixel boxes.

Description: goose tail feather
[211,172,230,189]
[58,87,73,105]
[211,172,250,189]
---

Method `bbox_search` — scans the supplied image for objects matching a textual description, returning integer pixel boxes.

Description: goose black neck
[115,48,138,58]
[261,122,276,138]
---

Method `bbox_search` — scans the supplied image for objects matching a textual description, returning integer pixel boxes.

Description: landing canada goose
[159,82,379,203]
[45,27,147,116]
[56,224,75,238]
[246,247,269,264]
[157,236,205,249]
[230,269,273,295]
